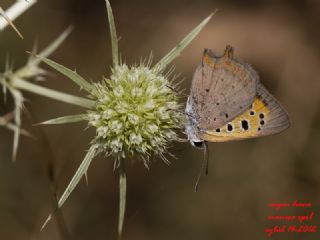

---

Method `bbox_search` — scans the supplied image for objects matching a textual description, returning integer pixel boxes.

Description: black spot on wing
[241,120,249,130]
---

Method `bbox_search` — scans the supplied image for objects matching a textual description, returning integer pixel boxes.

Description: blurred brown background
[1,0,320,239]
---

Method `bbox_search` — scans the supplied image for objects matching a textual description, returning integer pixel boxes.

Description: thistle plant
[0,27,72,160]
[0,0,39,159]
[7,1,214,238]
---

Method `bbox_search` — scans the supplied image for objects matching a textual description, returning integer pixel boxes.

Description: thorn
[20,128,34,138]
[26,50,34,55]
[12,151,17,162]
[209,9,219,19]
[84,171,89,185]
[32,122,43,126]
[27,38,39,63]
[40,214,52,231]
[194,182,199,192]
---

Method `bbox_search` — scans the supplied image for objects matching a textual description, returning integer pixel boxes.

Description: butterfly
[185,45,290,190]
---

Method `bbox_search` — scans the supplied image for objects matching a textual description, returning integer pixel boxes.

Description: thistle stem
[0,0,36,38]
[118,158,127,240]
[11,78,94,109]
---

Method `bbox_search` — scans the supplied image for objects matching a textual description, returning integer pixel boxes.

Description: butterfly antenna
[194,142,209,192]
[165,84,189,98]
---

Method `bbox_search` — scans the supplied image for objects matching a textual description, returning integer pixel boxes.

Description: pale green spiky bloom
[88,63,183,165]
[17,1,215,237]
[0,27,73,160]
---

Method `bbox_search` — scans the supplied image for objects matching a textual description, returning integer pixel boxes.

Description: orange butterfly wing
[201,83,289,142]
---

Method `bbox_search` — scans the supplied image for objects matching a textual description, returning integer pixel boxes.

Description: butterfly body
[186,45,289,146]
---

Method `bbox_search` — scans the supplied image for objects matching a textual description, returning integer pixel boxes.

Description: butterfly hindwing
[201,83,290,142]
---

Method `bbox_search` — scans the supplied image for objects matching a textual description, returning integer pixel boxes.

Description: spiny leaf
[41,144,100,230]
[105,0,119,66]
[7,87,24,161]
[30,54,93,93]
[4,122,32,137]
[154,10,217,71]
[29,26,73,66]
[36,114,87,125]
[12,78,94,109]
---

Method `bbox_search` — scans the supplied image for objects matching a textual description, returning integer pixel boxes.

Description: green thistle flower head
[88,64,183,164]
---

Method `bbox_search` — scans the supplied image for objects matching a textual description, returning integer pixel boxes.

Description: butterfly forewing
[190,49,258,130]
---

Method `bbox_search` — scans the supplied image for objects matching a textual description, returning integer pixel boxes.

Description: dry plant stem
[0,0,36,30]
[0,6,23,38]
[12,78,94,109]
[118,158,126,240]
[0,0,36,36]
